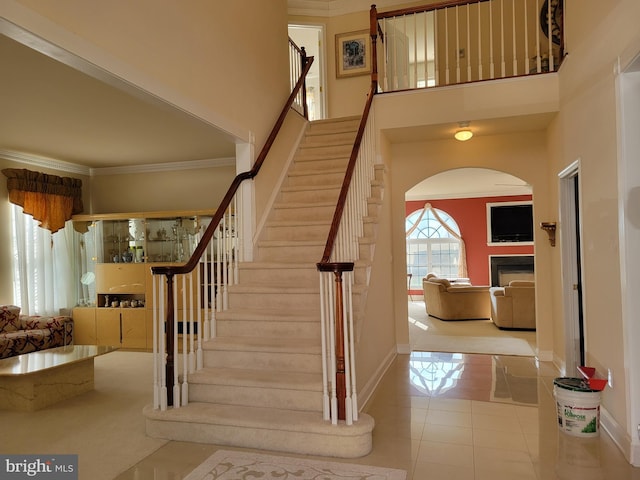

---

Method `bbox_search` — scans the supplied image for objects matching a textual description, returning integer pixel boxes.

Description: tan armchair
[422,276,491,321]
[490,280,536,330]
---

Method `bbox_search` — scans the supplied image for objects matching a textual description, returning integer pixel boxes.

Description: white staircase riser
[279,187,340,204]
[272,205,335,222]
[227,291,320,309]
[255,244,325,263]
[188,383,323,412]
[287,171,346,187]
[216,319,319,339]
[145,415,373,458]
[296,144,353,160]
[238,266,318,286]
[292,156,349,172]
[203,350,322,373]
[302,131,357,145]
[264,222,331,242]
[307,118,360,134]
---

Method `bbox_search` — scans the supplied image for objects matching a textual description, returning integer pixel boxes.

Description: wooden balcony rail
[372,0,564,92]
[289,37,309,118]
[151,49,314,410]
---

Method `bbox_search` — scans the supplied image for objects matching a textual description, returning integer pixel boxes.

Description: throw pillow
[0,305,21,333]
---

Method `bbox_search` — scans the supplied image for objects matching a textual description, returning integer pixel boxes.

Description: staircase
[144,116,382,458]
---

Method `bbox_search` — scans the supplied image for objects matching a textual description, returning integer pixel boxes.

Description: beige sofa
[489,280,536,330]
[422,275,491,320]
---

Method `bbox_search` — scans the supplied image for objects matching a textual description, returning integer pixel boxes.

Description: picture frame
[335,30,372,78]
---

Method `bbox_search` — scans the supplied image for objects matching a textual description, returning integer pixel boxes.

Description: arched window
[406,206,463,290]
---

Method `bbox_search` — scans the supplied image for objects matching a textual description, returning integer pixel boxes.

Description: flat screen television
[487,202,533,243]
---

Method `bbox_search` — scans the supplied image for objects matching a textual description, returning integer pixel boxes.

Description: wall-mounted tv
[487,201,533,244]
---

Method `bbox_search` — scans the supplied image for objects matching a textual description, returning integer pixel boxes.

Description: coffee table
[0,345,117,411]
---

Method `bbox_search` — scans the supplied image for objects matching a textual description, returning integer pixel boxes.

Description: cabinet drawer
[96,263,147,294]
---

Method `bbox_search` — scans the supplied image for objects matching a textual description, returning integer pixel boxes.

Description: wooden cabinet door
[121,308,147,349]
[72,307,97,344]
[96,263,146,294]
[96,308,121,346]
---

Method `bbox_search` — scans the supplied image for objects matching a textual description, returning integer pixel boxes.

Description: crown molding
[0,149,91,176]
[0,149,235,177]
[90,157,236,176]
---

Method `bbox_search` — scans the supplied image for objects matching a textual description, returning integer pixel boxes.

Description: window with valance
[2,168,83,233]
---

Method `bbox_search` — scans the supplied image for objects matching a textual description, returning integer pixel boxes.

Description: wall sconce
[454,121,473,141]
[540,222,557,247]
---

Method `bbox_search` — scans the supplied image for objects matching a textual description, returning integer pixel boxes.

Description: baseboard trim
[600,406,640,466]
[358,346,397,411]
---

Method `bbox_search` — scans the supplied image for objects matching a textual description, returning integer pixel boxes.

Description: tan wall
[545,0,640,440]
[89,165,236,214]
[289,11,372,118]
[356,162,397,404]
[387,132,553,355]
[254,110,307,233]
[11,0,291,149]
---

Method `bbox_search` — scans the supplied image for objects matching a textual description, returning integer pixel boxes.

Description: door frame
[288,23,327,120]
[558,160,584,376]
[616,55,640,465]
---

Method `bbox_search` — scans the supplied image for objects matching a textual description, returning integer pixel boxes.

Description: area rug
[409,301,536,356]
[183,450,407,480]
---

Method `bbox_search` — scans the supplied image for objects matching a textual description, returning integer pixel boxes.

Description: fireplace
[490,255,534,287]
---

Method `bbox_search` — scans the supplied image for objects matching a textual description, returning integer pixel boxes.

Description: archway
[405,167,537,356]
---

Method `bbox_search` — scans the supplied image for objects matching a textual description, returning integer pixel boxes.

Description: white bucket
[554,378,601,437]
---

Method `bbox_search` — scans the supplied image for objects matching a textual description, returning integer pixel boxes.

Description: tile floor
[117,351,640,480]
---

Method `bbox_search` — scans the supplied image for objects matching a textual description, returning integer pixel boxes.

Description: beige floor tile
[473,446,537,480]
[428,397,472,413]
[472,428,529,452]
[472,412,523,432]
[421,423,473,445]
[471,399,518,416]
[416,440,474,468]
[426,409,473,428]
[412,461,475,480]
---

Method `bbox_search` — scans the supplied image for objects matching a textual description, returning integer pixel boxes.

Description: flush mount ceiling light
[454,122,473,141]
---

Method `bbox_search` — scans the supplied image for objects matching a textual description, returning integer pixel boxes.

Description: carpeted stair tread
[229,284,319,294]
[273,201,337,209]
[215,308,319,322]
[144,402,374,436]
[188,367,322,390]
[204,336,321,354]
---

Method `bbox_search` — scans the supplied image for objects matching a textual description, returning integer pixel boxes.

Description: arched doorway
[405,167,537,356]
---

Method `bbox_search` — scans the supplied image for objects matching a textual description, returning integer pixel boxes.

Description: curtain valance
[2,168,83,233]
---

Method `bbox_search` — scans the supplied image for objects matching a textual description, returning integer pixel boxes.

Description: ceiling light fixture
[454,122,473,141]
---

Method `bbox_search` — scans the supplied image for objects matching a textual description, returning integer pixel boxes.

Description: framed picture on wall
[335,30,371,78]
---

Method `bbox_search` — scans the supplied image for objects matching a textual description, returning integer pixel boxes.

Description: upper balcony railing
[373,0,564,93]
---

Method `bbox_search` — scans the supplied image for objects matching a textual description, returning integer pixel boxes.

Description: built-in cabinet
[71,210,213,350]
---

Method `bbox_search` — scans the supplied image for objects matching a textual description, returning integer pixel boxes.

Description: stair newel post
[333,269,347,421]
[318,262,355,422]
[165,272,176,407]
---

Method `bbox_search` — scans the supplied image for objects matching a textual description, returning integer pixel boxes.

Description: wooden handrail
[317,81,376,266]
[375,0,491,20]
[154,53,313,407]
[152,55,314,279]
